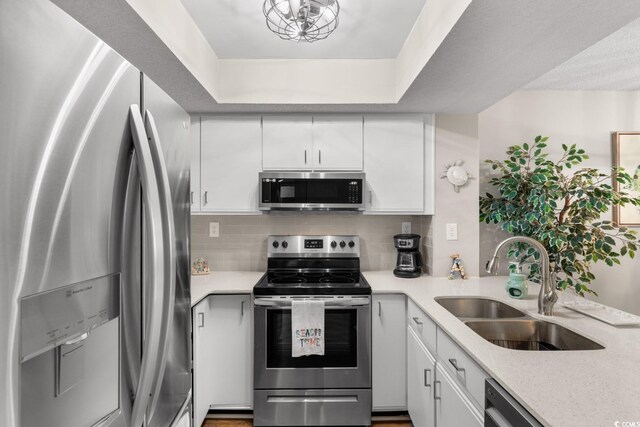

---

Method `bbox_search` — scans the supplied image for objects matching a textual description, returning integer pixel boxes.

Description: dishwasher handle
[484,379,542,427]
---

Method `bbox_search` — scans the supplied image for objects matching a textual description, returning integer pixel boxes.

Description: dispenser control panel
[20,274,119,362]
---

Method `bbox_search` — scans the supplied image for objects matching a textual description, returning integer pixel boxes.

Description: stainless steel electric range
[253,235,372,427]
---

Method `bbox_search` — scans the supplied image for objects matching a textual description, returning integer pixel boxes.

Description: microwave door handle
[143,109,177,418]
[128,105,166,427]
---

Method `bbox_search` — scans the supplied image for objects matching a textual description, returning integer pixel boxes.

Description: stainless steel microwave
[259,172,365,211]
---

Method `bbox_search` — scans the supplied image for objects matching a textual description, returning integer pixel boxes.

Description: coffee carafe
[393,234,423,278]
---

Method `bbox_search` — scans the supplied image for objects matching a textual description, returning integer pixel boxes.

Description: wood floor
[203,419,412,427]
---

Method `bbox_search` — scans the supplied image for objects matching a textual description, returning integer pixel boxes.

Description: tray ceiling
[179,0,427,59]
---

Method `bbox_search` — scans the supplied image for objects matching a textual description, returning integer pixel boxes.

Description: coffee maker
[393,234,423,278]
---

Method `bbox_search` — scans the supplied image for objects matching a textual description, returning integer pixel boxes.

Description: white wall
[479,90,640,315]
[432,114,479,277]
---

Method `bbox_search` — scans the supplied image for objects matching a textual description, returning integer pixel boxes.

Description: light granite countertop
[190,270,640,427]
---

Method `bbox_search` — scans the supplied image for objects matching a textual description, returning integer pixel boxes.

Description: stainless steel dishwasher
[485,379,543,427]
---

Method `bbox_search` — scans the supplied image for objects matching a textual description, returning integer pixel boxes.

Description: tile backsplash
[192,214,433,273]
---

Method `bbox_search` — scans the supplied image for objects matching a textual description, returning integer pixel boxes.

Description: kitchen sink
[436,297,526,319]
[464,319,604,351]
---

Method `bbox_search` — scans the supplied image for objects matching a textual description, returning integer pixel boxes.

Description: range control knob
[348,241,355,248]
[282,241,288,249]
[339,241,346,248]
[272,241,279,248]
[331,241,337,249]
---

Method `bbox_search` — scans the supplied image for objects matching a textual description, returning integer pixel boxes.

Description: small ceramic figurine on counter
[447,253,467,280]
[191,257,210,275]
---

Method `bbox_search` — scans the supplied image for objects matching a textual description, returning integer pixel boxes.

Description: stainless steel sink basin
[464,320,604,351]
[436,297,526,319]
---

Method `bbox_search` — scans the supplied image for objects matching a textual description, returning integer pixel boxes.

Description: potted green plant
[479,135,640,296]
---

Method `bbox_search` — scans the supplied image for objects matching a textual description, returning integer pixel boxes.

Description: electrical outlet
[401,222,412,234]
[446,223,458,241]
[209,222,219,238]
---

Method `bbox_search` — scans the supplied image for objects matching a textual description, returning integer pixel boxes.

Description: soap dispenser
[505,262,528,299]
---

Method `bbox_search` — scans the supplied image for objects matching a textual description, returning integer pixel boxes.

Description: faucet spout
[487,236,558,316]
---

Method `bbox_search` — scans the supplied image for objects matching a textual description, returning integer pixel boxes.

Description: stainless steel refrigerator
[0,0,192,426]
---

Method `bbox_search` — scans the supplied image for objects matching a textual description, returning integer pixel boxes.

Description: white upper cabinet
[364,117,428,213]
[312,117,363,170]
[200,116,262,213]
[190,116,201,212]
[263,116,313,170]
[263,116,363,171]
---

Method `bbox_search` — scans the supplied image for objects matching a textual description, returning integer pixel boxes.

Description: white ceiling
[53,0,640,113]
[526,16,640,90]
[179,0,427,59]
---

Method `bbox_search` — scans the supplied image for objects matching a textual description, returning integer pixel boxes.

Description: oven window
[266,309,358,368]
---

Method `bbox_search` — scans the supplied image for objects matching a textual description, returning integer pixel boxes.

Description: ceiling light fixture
[263,0,340,43]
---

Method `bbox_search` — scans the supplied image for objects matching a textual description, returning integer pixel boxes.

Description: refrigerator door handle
[129,105,167,427]
[143,109,177,418]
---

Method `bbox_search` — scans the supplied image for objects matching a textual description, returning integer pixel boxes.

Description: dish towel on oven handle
[291,299,325,357]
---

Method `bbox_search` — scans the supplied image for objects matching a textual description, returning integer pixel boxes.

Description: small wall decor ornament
[448,253,467,280]
[440,159,473,192]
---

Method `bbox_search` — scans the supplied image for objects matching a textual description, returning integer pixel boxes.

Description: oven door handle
[254,297,370,308]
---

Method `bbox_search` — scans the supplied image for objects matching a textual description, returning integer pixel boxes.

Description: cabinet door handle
[241,300,245,316]
[319,149,322,164]
[190,191,194,205]
[424,368,431,387]
[304,150,307,165]
[449,358,465,373]
[378,301,381,317]
[434,380,441,400]
[412,316,423,326]
[197,312,204,328]
[203,191,208,206]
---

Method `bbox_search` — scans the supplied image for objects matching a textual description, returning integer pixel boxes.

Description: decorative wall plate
[441,159,473,192]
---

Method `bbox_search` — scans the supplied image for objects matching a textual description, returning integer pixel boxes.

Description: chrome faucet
[486,236,558,316]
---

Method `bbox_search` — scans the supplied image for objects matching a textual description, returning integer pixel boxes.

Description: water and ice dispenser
[20,274,120,426]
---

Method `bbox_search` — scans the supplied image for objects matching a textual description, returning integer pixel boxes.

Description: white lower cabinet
[192,295,252,427]
[435,365,483,427]
[406,298,486,427]
[407,327,436,427]
[372,294,407,411]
